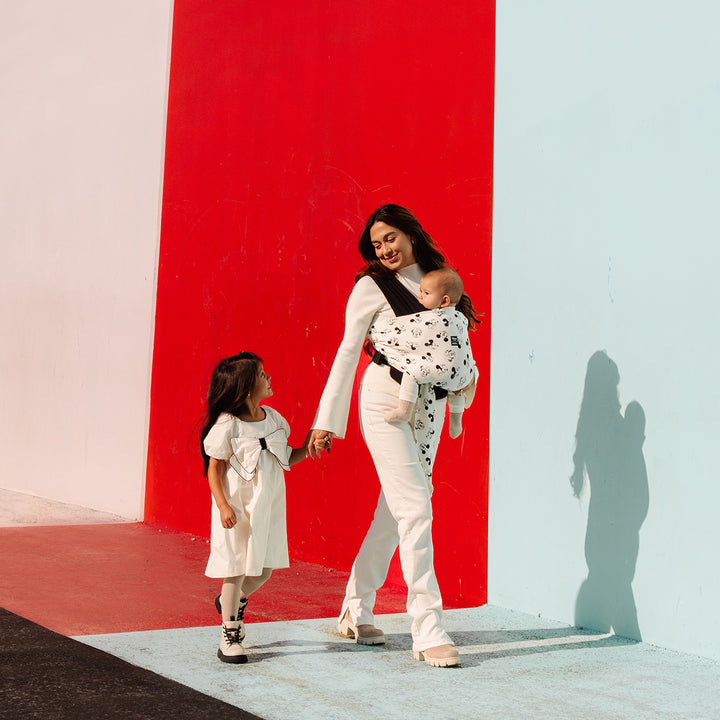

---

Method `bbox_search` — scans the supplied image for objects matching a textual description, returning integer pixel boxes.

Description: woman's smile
[370,222,416,271]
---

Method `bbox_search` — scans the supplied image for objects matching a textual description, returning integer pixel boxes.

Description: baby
[376,268,476,438]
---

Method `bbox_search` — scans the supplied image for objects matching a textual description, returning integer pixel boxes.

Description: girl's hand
[307,429,334,460]
[220,504,237,529]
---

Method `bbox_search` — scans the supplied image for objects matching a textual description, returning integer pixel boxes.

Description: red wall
[145,0,495,607]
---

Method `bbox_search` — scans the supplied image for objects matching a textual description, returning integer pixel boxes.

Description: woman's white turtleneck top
[312,264,424,438]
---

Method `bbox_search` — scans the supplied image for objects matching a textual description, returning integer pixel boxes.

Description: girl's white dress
[203,407,291,578]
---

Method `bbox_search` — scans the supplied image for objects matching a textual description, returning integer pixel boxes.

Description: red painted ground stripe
[0,523,407,636]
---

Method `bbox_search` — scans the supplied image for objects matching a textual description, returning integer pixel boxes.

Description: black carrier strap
[369,274,448,399]
[371,273,425,316]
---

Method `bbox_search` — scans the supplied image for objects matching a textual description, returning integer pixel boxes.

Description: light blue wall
[489,1,720,659]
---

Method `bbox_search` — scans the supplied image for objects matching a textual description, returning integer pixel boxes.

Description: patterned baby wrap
[370,307,474,392]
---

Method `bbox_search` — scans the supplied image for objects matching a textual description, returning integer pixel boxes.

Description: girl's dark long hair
[199,352,262,476]
[356,203,482,329]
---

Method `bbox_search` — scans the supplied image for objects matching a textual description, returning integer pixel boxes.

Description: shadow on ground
[245,624,637,667]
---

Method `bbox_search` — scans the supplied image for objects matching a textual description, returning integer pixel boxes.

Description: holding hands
[306,429,335,460]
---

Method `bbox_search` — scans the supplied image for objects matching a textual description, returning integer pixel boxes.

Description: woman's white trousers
[340,362,452,652]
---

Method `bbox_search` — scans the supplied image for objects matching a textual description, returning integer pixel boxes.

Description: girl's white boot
[215,594,249,641]
[217,621,248,664]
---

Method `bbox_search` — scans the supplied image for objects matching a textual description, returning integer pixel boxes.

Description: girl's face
[250,363,272,403]
[370,222,416,271]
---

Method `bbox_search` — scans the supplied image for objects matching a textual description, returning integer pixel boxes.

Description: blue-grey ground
[78,606,720,720]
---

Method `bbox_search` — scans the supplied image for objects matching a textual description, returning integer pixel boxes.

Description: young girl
[200,351,317,664]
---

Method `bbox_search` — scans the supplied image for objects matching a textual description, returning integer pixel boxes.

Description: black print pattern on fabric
[413,388,442,482]
[370,309,474,392]
[369,274,462,483]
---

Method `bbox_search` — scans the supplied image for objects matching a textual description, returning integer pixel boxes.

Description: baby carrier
[369,274,449,400]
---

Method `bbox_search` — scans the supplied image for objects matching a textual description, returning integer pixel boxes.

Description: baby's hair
[428,267,482,328]
[425,267,464,305]
[199,351,262,476]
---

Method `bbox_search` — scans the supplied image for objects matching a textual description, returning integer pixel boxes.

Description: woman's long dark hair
[356,204,481,329]
[199,352,262,476]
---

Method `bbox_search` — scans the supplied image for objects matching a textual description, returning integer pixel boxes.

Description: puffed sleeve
[269,407,292,468]
[267,407,292,448]
[203,414,234,460]
[312,276,386,438]
[275,409,291,439]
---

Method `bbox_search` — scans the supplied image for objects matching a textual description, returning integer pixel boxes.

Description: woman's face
[370,222,416,271]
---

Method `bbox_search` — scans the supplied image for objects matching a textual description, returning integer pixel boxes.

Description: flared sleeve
[311,276,386,438]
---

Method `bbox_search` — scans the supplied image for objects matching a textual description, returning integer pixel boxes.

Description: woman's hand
[306,429,335,460]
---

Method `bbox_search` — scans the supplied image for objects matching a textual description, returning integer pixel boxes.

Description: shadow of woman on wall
[570,350,649,641]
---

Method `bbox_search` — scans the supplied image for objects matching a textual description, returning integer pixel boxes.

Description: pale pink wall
[0,2,173,517]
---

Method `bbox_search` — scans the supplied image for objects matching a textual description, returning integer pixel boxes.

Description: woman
[307,204,479,668]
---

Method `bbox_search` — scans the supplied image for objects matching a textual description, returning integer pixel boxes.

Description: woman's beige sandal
[413,644,460,667]
[337,610,386,645]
